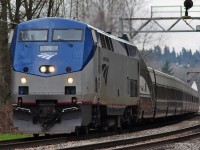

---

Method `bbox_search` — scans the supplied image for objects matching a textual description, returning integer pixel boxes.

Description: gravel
[153,138,200,150]
[16,116,200,150]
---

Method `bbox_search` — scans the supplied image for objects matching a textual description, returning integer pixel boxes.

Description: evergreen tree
[192,50,200,65]
[161,61,173,75]
[163,46,170,62]
[154,45,162,57]
[144,46,200,67]
[177,47,188,65]
[170,48,176,63]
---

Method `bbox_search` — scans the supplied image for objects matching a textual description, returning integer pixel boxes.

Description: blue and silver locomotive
[10,18,199,134]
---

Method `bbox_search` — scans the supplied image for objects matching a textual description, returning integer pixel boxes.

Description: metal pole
[76,0,79,19]
[180,6,182,17]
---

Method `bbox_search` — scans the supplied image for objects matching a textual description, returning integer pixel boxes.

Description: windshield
[19,30,48,42]
[53,29,83,41]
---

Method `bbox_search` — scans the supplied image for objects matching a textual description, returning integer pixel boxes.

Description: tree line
[142,45,200,67]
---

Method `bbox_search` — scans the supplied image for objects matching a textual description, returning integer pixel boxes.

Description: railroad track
[0,135,71,149]
[57,124,200,150]
[0,130,121,149]
[117,132,200,150]
[0,116,199,149]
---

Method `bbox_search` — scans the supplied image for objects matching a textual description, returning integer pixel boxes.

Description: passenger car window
[19,30,48,42]
[53,29,83,41]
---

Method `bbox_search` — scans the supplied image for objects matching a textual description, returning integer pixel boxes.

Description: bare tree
[0,0,10,103]
[7,0,23,28]
[7,0,67,23]
[68,0,84,19]
[83,0,125,32]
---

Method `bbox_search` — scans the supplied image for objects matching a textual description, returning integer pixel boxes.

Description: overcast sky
[142,0,200,53]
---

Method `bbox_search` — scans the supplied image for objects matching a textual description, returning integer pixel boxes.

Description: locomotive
[10,18,199,134]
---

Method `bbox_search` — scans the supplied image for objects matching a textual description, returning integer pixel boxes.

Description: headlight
[40,66,47,73]
[21,77,27,84]
[49,66,55,73]
[67,77,74,84]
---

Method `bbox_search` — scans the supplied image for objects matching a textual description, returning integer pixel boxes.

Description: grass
[0,134,32,141]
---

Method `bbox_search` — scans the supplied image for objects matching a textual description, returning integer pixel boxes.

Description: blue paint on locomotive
[10,18,95,77]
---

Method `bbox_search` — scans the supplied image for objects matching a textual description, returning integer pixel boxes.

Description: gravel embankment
[151,137,200,150]
[16,116,200,150]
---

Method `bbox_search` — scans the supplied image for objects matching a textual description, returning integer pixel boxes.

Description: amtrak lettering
[38,52,57,60]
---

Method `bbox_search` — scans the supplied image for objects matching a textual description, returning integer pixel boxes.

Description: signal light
[184,0,193,10]
[184,0,193,16]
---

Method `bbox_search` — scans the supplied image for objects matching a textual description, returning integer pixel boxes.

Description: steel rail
[59,124,200,150]
[116,131,200,150]
[0,134,72,149]
[0,116,198,149]
[0,137,66,149]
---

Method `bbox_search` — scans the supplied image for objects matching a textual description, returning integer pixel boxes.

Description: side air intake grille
[99,34,106,49]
